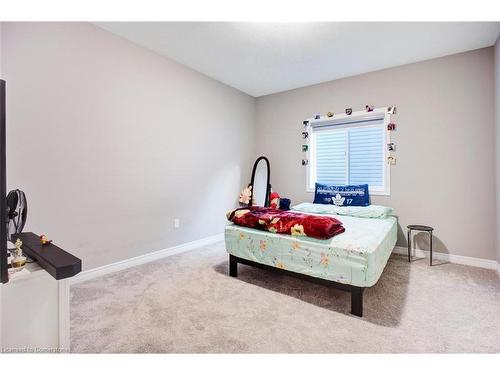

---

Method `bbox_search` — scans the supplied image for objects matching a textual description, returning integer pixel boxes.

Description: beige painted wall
[1,22,256,270]
[495,37,500,263]
[256,47,496,260]
[1,22,497,266]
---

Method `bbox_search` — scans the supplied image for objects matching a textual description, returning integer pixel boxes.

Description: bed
[225,203,397,317]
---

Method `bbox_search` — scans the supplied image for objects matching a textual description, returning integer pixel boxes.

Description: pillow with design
[292,202,392,219]
[313,183,370,207]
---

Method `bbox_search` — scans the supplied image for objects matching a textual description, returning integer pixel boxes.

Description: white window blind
[308,113,389,195]
[315,130,346,185]
[348,126,384,186]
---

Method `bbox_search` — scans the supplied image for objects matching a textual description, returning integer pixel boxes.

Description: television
[1,79,8,283]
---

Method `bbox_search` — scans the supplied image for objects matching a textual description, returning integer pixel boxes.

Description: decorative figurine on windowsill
[40,234,53,245]
[313,113,321,120]
[326,111,334,117]
[387,106,397,114]
[366,105,374,112]
[345,108,352,115]
[11,238,27,269]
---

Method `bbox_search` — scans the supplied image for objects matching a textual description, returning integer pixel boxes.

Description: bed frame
[229,254,365,317]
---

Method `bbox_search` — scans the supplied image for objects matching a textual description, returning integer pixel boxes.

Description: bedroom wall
[1,22,256,270]
[255,47,496,260]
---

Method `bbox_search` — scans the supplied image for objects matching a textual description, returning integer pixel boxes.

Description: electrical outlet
[174,218,180,229]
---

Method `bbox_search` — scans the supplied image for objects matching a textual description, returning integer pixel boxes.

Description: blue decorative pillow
[313,183,370,207]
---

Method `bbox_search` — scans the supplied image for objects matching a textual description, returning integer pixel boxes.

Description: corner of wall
[495,34,500,265]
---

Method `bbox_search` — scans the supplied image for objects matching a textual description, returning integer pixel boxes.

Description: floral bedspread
[226,206,345,239]
[225,213,397,287]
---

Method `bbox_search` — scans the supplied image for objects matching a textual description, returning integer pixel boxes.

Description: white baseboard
[393,246,499,271]
[71,233,224,285]
[60,233,224,351]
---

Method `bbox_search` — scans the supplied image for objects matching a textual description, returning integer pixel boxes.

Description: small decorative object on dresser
[39,234,53,245]
[407,225,434,266]
[326,111,334,117]
[365,105,374,112]
[345,108,352,115]
[10,238,27,270]
[313,113,321,119]
[387,106,397,114]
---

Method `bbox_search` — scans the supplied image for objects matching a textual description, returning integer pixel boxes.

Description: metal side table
[407,225,434,266]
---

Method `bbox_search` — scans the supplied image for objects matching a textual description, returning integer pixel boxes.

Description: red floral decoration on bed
[227,206,345,240]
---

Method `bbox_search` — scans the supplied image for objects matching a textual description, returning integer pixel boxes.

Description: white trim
[59,232,224,352]
[393,246,499,270]
[70,233,224,285]
[307,107,387,126]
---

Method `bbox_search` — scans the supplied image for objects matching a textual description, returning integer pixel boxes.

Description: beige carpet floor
[70,241,500,353]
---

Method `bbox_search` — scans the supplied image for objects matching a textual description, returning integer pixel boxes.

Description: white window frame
[306,107,391,196]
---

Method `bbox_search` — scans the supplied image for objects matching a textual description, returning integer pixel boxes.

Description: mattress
[225,213,397,287]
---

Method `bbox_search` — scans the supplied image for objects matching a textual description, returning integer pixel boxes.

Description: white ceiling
[95,22,500,97]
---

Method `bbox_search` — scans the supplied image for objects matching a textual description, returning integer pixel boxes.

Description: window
[307,110,390,195]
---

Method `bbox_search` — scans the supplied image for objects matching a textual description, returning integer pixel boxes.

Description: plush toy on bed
[239,186,252,206]
[269,191,280,209]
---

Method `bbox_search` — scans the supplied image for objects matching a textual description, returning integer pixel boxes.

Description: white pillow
[292,202,393,219]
